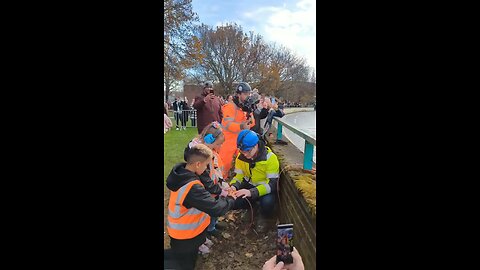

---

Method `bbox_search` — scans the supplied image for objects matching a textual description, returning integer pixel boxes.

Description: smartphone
[271,97,276,105]
[276,224,294,264]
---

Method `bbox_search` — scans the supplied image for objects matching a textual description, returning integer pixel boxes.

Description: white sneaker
[204,238,213,248]
[198,244,210,254]
[176,127,179,130]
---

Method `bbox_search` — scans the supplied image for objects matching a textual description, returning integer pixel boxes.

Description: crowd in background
[163,92,319,140]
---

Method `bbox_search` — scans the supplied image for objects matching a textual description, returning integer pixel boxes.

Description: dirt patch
[164,189,278,269]
[195,210,278,270]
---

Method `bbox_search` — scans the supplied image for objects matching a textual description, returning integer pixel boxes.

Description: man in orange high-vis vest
[166,144,236,270]
[219,82,256,176]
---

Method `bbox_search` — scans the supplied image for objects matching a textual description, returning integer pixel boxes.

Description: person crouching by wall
[229,130,280,233]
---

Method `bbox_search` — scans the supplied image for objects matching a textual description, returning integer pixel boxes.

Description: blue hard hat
[237,130,259,151]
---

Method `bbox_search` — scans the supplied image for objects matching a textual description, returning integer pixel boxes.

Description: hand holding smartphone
[276,224,294,264]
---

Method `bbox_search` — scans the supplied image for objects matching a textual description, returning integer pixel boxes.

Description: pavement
[265,127,316,170]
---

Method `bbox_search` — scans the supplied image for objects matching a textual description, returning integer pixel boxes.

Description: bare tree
[185,20,313,101]
[252,43,310,99]
[164,0,198,101]
[190,23,264,94]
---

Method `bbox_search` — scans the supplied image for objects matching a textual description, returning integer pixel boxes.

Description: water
[265,111,316,163]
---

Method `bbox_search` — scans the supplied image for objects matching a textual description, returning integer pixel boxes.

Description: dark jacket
[180,101,189,110]
[183,141,223,195]
[166,163,235,217]
[251,107,269,134]
[172,100,180,112]
[259,108,285,136]
[193,90,223,133]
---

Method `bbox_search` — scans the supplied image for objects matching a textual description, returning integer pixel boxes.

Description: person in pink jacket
[164,105,172,133]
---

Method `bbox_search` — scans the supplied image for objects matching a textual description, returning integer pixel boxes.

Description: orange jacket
[221,103,255,136]
[166,180,211,239]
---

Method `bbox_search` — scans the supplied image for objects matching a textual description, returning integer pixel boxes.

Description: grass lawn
[163,111,198,181]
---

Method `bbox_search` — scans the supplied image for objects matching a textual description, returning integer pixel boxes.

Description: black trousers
[180,111,188,127]
[167,230,206,270]
[232,181,277,218]
[164,249,183,270]
[174,111,180,128]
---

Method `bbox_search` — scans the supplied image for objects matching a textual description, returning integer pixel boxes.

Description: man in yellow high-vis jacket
[229,129,280,232]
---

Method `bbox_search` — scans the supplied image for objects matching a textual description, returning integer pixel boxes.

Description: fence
[172,109,197,128]
[273,116,316,170]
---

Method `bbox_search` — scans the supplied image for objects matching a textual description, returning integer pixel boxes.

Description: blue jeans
[232,182,277,218]
[207,215,217,232]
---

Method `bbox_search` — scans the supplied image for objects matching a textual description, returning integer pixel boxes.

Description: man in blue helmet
[229,129,280,233]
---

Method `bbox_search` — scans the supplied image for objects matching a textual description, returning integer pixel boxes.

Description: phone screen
[276,224,294,264]
[271,97,276,105]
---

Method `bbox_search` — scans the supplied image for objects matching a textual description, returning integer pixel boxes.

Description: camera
[240,92,260,116]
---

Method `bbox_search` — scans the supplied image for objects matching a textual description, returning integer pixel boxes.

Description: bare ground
[164,185,278,270]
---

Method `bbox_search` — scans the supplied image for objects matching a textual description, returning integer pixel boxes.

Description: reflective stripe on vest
[167,213,209,231]
[168,180,196,219]
[169,206,203,219]
[222,104,242,134]
[167,180,210,239]
[260,183,272,193]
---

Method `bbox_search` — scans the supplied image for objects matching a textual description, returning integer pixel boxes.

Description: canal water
[266,111,317,163]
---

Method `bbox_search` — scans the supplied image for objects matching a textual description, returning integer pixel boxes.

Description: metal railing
[273,116,316,170]
[172,109,197,128]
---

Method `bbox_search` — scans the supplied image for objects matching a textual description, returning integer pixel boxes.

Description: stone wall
[267,132,317,270]
[277,168,317,270]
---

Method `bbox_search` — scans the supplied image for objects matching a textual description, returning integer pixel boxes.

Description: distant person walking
[193,81,223,134]
[180,98,189,130]
[172,98,181,130]
[164,104,172,133]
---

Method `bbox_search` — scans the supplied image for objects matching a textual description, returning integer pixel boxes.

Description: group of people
[164,82,304,270]
[164,81,286,135]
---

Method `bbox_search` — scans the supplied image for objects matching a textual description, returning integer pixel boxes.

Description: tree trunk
[165,81,170,102]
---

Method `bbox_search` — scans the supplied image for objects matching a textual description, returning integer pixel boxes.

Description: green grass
[164,111,198,182]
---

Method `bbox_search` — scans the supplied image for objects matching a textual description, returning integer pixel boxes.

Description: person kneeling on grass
[183,122,231,249]
[165,144,236,270]
[229,129,280,233]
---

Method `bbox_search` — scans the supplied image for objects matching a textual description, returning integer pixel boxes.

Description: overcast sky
[191,0,316,71]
